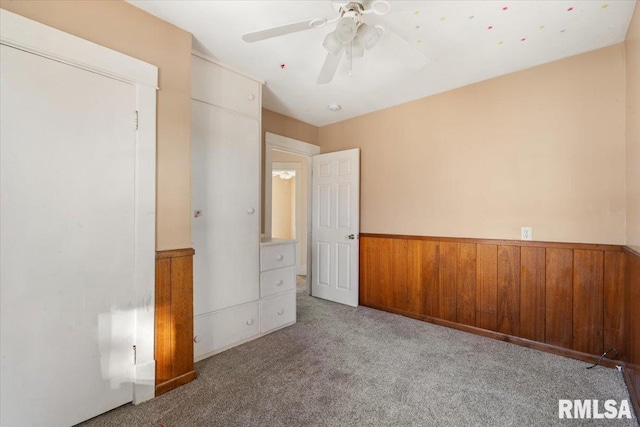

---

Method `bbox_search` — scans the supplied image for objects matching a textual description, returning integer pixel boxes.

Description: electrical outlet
[521,226,532,241]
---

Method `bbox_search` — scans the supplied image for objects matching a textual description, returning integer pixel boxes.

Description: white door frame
[0,11,158,404]
[265,133,319,289]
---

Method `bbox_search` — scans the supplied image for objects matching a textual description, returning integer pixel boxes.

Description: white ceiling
[128,0,637,127]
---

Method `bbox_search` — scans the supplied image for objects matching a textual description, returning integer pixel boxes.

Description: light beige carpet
[80,290,636,426]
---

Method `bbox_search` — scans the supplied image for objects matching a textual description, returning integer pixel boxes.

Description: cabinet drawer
[260,266,295,297]
[261,244,295,271]
[260,291,296,333]
[193,301,259,358]
[192,55,261,119]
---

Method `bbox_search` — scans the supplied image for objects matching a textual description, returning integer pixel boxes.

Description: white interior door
[1,45,137,427]
[311,149,360,307]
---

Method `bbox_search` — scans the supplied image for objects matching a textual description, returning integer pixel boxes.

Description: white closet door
[192,100,260,314]
[1,45,136,427]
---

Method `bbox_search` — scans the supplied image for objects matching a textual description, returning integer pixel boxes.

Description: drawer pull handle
[246,318,254,326]
[276,255,284,261]
[194,335,200,343]
[277,309,284,316]
[276,280,283,286]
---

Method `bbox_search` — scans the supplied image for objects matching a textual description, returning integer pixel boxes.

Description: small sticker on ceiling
[469,15,474,20]
[539,25,545,29]
[498,41,504,45]
[488,25,494,30]
[280,64,286,69]
[602,3,609,8]
[521,37,527,42]
[413,10,420,15]
[567,6,574,11]
[440,16,446,21]
[416,39,422,44]
[502,6,509,11]
[415,25,421,29]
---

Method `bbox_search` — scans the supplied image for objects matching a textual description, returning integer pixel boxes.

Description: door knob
[347,234,355,240]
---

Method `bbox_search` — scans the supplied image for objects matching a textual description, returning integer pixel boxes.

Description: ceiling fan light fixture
[358,23,384,50]
[323,31,344,55]
[349,36,365,57]
[335,16,358,43]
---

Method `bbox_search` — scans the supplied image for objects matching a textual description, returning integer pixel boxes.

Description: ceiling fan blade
[242,19,323,43]
[317,51,343,84]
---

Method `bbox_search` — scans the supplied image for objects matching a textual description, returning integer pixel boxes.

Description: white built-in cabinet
[191,54,296,361]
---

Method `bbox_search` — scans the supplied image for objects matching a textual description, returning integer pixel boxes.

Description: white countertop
[260,237,297,246]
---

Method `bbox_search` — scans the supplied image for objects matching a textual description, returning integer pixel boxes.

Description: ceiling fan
[242,1,397,84]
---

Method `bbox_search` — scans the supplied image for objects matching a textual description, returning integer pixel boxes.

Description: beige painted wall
[262,109,320,146]
[271,176,295,240]
[272,151,308,269]
[1,0,193,251]
[320,44,627,245]
[626,4,640,251]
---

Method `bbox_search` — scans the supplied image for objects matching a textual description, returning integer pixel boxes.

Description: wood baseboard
[622,363,640,420]
[363,302,624,369]
[155,370,197,397]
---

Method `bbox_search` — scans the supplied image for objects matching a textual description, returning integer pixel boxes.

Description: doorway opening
[264,133,320,295]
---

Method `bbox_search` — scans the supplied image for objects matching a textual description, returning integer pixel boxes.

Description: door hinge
[133,345,137,365]
[134,111,139,131]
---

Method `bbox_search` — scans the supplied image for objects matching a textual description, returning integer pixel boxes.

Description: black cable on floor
[586,348,619,369]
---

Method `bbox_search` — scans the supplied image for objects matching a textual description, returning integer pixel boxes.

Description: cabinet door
[192,101,260,314]
[191,56,261,119]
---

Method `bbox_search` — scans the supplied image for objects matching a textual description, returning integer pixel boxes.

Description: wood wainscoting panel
[438,242,458,322]
[406,240,427,314]
[603,251,624,352]
[572,250,604,355]
[476,244,498,331]
[623,247,640,418]
[155,248,196,396]
[359,234,626,370]
[360,237,392,308]
[497,245,520,336]
[545,248,573,349]
[358,236,375,307]
[391,239,409,312]
[417,241,440,317]
[519,247,546,342]
[155,256,173,386]
[456,243,477,327]
[624,248,640,367]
